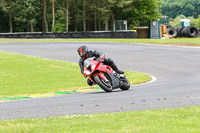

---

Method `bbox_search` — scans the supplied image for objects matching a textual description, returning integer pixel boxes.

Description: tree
[0,0,15,33]
[87,0,99,31]
[42,0,48,32]
[83,0,86,31]
[56,0,70,32]
[66,0,69,32]
[53,0,70,32]
[14,0,40,32]
[0,9,9,32]
[97,0,133,31]
[71,0,77,32]
[52,0,55,32]
[0,0,163,32]
[120,0,161,28]
[97,0,102,31]
[193,0,200,18]
[161,0,200,19]
[108,0,133,29]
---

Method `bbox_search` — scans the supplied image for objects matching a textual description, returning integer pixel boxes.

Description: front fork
[93,72,108,82]
[88,73,107,84]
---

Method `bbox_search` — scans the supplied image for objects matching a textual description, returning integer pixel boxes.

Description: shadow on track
[85,89,131,95]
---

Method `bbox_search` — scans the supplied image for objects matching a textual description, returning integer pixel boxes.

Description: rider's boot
[110,62,124,74]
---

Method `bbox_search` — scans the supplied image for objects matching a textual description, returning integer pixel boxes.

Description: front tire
[120,77,130,90]
[94,75,113,92]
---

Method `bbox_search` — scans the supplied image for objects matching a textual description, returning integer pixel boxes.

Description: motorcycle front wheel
[94,75,113,92]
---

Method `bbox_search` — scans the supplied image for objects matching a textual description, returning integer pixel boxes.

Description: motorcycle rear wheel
[120,77,130,90]
[94,75,113,92]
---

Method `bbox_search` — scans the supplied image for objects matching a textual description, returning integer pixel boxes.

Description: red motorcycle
[83,57,130,92]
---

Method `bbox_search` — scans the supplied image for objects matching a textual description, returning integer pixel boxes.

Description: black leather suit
[78,50,123,86]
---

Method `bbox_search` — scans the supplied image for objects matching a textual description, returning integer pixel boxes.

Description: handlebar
[94,57,104,62]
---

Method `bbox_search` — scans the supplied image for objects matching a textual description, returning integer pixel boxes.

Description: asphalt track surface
[0,41,200,120]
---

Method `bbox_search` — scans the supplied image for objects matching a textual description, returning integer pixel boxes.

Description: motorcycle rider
[77,45,124,86]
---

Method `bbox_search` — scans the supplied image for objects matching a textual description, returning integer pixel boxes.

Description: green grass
[0,38,200,45]
[0,106,199,133]
[0,40,199,132]
[0,51,151,97]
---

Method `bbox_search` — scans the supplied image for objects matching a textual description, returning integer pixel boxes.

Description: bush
[190,15,200,29]
[170,15,200,29]
[169,15,186,27]
[53,23,66,32]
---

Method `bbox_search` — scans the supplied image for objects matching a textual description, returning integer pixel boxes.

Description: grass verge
[0,38,200,45]
[0,106,200,133]
[0,51,151,97]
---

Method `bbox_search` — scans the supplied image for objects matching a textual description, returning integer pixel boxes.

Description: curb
[0,87,101,103]
[0,75,157,103]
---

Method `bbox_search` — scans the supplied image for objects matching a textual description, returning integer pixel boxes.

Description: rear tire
[94,75,113,92]
[120,77,130,90]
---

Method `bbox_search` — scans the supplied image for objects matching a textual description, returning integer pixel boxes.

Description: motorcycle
[83,57,130,92]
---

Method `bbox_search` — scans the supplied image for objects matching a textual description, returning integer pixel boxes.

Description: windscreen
[84,58,93,68]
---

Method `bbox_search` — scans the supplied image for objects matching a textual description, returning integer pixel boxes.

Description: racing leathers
[78,50,124,86]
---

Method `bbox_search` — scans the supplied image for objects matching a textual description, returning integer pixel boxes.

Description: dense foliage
[161,0,200,19]
[0,0,161,33]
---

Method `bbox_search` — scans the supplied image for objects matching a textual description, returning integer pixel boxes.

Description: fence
[0,31,137,39]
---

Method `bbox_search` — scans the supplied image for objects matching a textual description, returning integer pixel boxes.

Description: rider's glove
[99,55,105,62]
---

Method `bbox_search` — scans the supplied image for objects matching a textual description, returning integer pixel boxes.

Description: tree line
[0,0,161,33]
[161,0,200,19]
